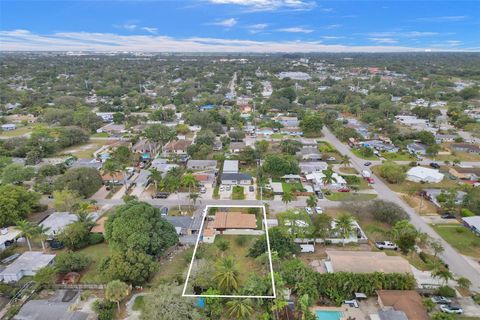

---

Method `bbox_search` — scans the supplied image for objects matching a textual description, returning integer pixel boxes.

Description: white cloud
[246,23,269,34]
[321,36,343,40]
[366,31,440,38]
[277,26,313,33]
[120,23,137,31]
[324,24,342,29]
[0,29,468,53]
[417,16,468,22]
[142,27,158,34]
[369,37,398,44]
[211,18,238,27]
[208,0,316,11]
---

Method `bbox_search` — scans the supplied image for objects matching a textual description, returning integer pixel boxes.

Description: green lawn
[432,224,480,258]
[282,182,303,193]
[231,186,245,200]
[59,139,113,158]
[91,132,110,138]
[351,148,378,160]
[132,295,145,311]
[326,192,377,201]
[381,152,416,161]
[78,243,110,284]
[151,247,193,286]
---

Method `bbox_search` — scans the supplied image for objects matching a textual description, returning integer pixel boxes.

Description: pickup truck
[375,241,398,250]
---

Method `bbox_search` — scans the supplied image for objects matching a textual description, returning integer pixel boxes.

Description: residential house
[407,143,428,156]
[223,160,239,174]
[305,171,347,189]
[13,290,92,320]
[199,104,215,111]
[96,123,126,134]
[280,127,303,136]
[462,216,480,236]
[40,212,78,238]
[450,143,480,154]
[221,172,252,185]
[151,158,178,176]
[71,158,103,170]
[0,227,21,251]
[377,290,429,320]
[202,211,258,243]
[213,139,223,151]
[132,138,159,161]
[360,140,399,153]
[163,139,192,155]
[449,166,480,181]
[434,134,458,143]
[422,188,466,207]
[276,116,299,127]
[229,142,246,154]
[102,171,126,185]
[324,251,412,274]
[299,161,328,174]
[187,160,217,171]
[406,167,444,183]
[0,251,56,282]
[296,147,322,160]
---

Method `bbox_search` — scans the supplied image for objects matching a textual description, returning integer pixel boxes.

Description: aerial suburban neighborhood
[1,1,480,320]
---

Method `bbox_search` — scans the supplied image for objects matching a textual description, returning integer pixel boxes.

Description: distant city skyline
[1,0,479,52]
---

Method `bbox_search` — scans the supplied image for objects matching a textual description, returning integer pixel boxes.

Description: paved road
[322,126,480,290]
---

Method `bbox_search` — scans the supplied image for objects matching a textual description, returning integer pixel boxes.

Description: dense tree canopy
[54,167,103,198]
[0,185,40,227]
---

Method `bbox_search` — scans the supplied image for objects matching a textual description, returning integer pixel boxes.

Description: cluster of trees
[262,154,299,177]
[378,161,406,184]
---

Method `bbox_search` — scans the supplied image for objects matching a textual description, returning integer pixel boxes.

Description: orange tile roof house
[377,290,429,320]
[163,139,193,154]
[212,212,257,231]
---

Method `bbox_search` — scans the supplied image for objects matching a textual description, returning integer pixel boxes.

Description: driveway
[321,126,480,290]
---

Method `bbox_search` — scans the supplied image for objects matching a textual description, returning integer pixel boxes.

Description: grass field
[381,152,416,161]
[282,182,303,193]
[59,139,114,158]
[351,148,378,160]
[432,224,480,258]
[339,167,358,174]
[78,243,110,284]
[151,247,193,286]
[326,192,377,201]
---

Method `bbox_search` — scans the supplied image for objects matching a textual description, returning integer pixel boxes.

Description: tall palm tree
[311,214,332,245]
[189,192,201,211]
[298,294,311,320]
[321,168,337,186]
[34,225,51,252]
[226,299,254,320]
[102,160,122,188]
[16,220,36,251]
[335,213,354,246]
[432,267,454,286]
[182,173,197,193]
[340,154,351,168]
[306,194,317,208]
[149,168,163,191]
[214,256,240,293]
[281,190,295,207]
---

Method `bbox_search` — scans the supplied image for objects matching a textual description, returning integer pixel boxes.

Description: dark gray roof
[378,310,408,320]
[163,216,192,230]
[221,172,252,180]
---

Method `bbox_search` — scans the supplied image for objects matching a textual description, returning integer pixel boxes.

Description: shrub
[89,233,104,245]
[437,286,456,297]
[55,252,91,273]
[461,208,475,217]
[455,227,466,234]
[93,300,115,320]
[235,235,248,247]
[378,161,406,184]
[367,200,409,225]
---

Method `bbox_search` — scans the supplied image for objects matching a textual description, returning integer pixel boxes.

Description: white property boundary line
[182,204,276,299]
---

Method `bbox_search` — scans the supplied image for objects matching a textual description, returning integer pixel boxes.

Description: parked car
[305,207,313,214]
[200,187,207,193]
[430,162,441,169]
[160,207,169,216]
[431,296,452,304]
[441,213,456,219]
[375,241,398,250]
[220,186,225,192]
[315,207,323,214]
[364,162,372,166]
[316,191,324,199]
[152,192,169,199]
[249,186,254,192]
[366,177,374,184]
[338,187,350,192]
[226,185,231,191]
[440,305,463,314]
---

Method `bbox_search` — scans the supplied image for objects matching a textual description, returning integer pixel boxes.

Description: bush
[93,299,115,320]
[461,208,475,217]
[437,286,456,297]
[57,222,91,250]
[367,200,409,225]
[0,283,19,299]
[89,233,104,245]
[235,235,248,247]
[55,252,91,273]
[378,161,406,184]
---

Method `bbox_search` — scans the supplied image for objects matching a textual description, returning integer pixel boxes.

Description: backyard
[59,139,115,158]
[78,243,111,284]
[432,224,480,258]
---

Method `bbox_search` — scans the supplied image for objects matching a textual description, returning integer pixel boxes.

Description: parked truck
[361,170,374,184]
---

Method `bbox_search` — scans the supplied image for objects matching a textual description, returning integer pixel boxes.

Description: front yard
[325,192,377,202]
[78,243,111,284]
[432,224,480,258]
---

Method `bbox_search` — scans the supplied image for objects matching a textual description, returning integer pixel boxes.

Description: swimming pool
[316,310,343,320]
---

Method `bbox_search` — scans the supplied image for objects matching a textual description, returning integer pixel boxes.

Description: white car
[315,207,323,214]
[440,305,463,314]
[375,241,398,250]
[305,207,313,214]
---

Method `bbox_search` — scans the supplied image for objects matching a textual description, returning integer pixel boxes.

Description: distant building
[1,124,16,131]
[0,227,21,251]
[406,167,444,183]
[0,251,56,282]
[40,212,78,238]
[407,143,428,156]
[163,139,192,155]
[450,143,480,154]
[377,290,429,320]
[187,160,217,171]
[462,216,480,236]
[449,166,480,181]
[325,251,412,274]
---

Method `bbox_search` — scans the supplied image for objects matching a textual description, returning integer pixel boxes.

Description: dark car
[152,192,170,199]
[160,207,169,216]
[441,213,456,219]
[249,186,254,192]
[430,162,441,169]
[364,162,372,166]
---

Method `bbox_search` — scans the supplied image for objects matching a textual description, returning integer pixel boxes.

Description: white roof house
[223,160,239,174]
[305,172,347,189]
[0,227,21,251]
[462,216,480,236]
[0,251,56,282]
[406,167,444,183]
[40,212,78,237]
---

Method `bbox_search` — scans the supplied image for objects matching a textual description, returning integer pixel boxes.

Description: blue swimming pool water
[316,310,342,320]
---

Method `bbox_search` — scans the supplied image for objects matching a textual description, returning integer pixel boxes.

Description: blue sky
[1,0,479,52]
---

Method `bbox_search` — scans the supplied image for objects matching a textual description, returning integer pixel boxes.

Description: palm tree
[214,256,240,293]
[34,225,51,252]
[16,220,36,251]
[306,194,317,209]
[456,277,472,291]
[340,154,351,168]
[182,173,197,193]
[298,294,311,320]
[321,168,337,186]
[226,299,254,320]
[189,193,201,211]
[281,190,295,207]
[335,213,354,246]
[102,160,122,188]
[149,168,163,191]
[432,267,453,286]
[311,214,332,245]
